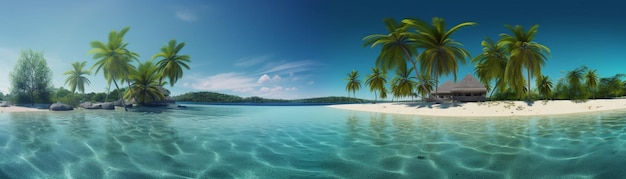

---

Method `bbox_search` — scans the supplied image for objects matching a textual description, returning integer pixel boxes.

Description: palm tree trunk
[104,84,111,102]
[527,68,531,101]
[489,79,500,100]
[374,91,378,104]
[112,78,127,111]
[400,47,430,98]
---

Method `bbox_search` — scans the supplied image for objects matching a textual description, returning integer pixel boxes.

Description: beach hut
[430,74,487,102]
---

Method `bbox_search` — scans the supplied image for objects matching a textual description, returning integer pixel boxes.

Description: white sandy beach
[0,106,48,113]
[329,99,626,117]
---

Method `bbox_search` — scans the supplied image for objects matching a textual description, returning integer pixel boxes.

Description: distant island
[173,91,370,104]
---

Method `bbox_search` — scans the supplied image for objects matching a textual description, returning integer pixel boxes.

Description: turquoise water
[1,105,626,178]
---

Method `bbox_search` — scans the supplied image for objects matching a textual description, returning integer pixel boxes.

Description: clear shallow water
[1,105,626,178]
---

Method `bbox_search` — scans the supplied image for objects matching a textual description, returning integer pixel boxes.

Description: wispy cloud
[176,10,198,22]
[235,55,269,67]
[260,60,321,75]
[191,72,258,91]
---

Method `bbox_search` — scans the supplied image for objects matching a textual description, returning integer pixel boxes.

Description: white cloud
[271,75,282,82]
[257,74,271,83]
[307,81,315,85]
[260,60,320,75]
[176,10,198,22]
[191,72,258,91]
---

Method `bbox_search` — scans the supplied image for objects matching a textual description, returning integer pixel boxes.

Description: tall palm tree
[63,61,91,94]
[536,75,553,99]
[499,24,551,100]
[124,60,166,105]
[402,17,476,100]
[585,69,599,99]
[152,39,191,87]
[362,18,429,95]
[89,27,137,111]
[390,67,416,100]
[365,68,387,103]
[472,37,508,98]
[345,70,361,98]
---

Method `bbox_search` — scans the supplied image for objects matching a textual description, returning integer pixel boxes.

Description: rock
[50,103,73,111]
[80,102,93,109]
[101,102,114,110]
[0,101,9,107]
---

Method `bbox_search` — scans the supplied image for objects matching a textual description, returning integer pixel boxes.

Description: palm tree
[153,39,191,87]
[499,24,551,100]
[362,18,429,96]
[567,66,587,99]
[472,37,508,99]
[63,61,91,94]
[390,67,416,100]
[365,68,386,103]
[402,17,476,100]
[345,70,361,98]
[585,69,599,99]
[124,60,166,105]
[89,27,137,111]
[536,75,553,99]
[415,73,434,102]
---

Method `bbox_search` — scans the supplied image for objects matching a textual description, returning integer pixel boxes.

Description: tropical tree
[402,17,475,100]
[390,67,416,100]
[499,24,551,100]
[585,69,599,99]
[89,27,137,111]
[124,60,166,105]
[362,18,429,96]
[536,75,553,99]
[345,70,361,98]
[567,66,586,98]
[64,61,91,94]
[472,37,508,98]
[415,73,434,102]
[152,39,191,87]
[9,49,53,105]
[365,68,387,103]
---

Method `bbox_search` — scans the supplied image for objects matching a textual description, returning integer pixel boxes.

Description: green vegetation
[365,67,386,103]
[390,67,416,100]
[174,91,368,103]
[64,61,91,94]
[153,39,191,87]
[9,49,53,105]
[345,70,361,98]
[124,60,166,106]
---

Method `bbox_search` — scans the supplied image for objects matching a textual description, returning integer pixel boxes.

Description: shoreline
[328,99,626,117]
[0,106,49,113]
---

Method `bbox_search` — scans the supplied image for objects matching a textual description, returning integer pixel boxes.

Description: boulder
[80,102,93,109]
[101,102,115,110]
[0,101,9,107]
[50,103,73,111]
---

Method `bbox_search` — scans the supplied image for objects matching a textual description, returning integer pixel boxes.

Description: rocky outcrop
[50,103,73,111]
[80,102,115,110]
[0,101,9,107]
[101,102,115,110]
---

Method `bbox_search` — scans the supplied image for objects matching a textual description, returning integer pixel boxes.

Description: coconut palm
[365,68,387,103]
[415,73,434,102]
[152,39,191,87]
[362,18,429,95]
[63,61,91,94]
[472,37,508,98]
[390,67,416,99]
[585,69,599,99]
[345,70,361,98]
[536,75,553,99]
[499,24,551,100]
[567,66,586,98]
[89,27,137,111]
[124,60,166,105]
[402,17,475,100]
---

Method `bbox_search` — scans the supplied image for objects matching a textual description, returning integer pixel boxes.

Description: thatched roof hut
[451,74,487,93]
[433,80,456,95]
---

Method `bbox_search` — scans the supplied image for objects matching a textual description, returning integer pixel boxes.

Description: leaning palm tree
[402,17,476,100]
[345,70,361,98]
[536,75,553,100]
[472,37,509,98]
[63,61,91,94]
[365,68,387,103]
[362,18,429,95]
[152,39,191,87]
[89,27,137,111]
[499,24,551,100]
[585,69,599,99]
[124,60,166,106]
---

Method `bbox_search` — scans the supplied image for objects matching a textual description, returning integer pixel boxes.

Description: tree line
[6,27,191,110]
[174,91,368,103]
[347,17,625,102]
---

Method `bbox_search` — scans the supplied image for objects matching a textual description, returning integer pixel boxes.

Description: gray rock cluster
[50,103,73,111]
[0,101,9,107]
[79,102,115,110]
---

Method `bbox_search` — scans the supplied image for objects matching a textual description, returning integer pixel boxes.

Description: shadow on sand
[403,102,464,109]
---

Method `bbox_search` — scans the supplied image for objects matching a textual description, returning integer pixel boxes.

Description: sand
[329,99,626,117]
[0,106,48,113]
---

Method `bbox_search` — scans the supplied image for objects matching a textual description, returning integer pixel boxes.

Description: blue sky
[1,0,625,99]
